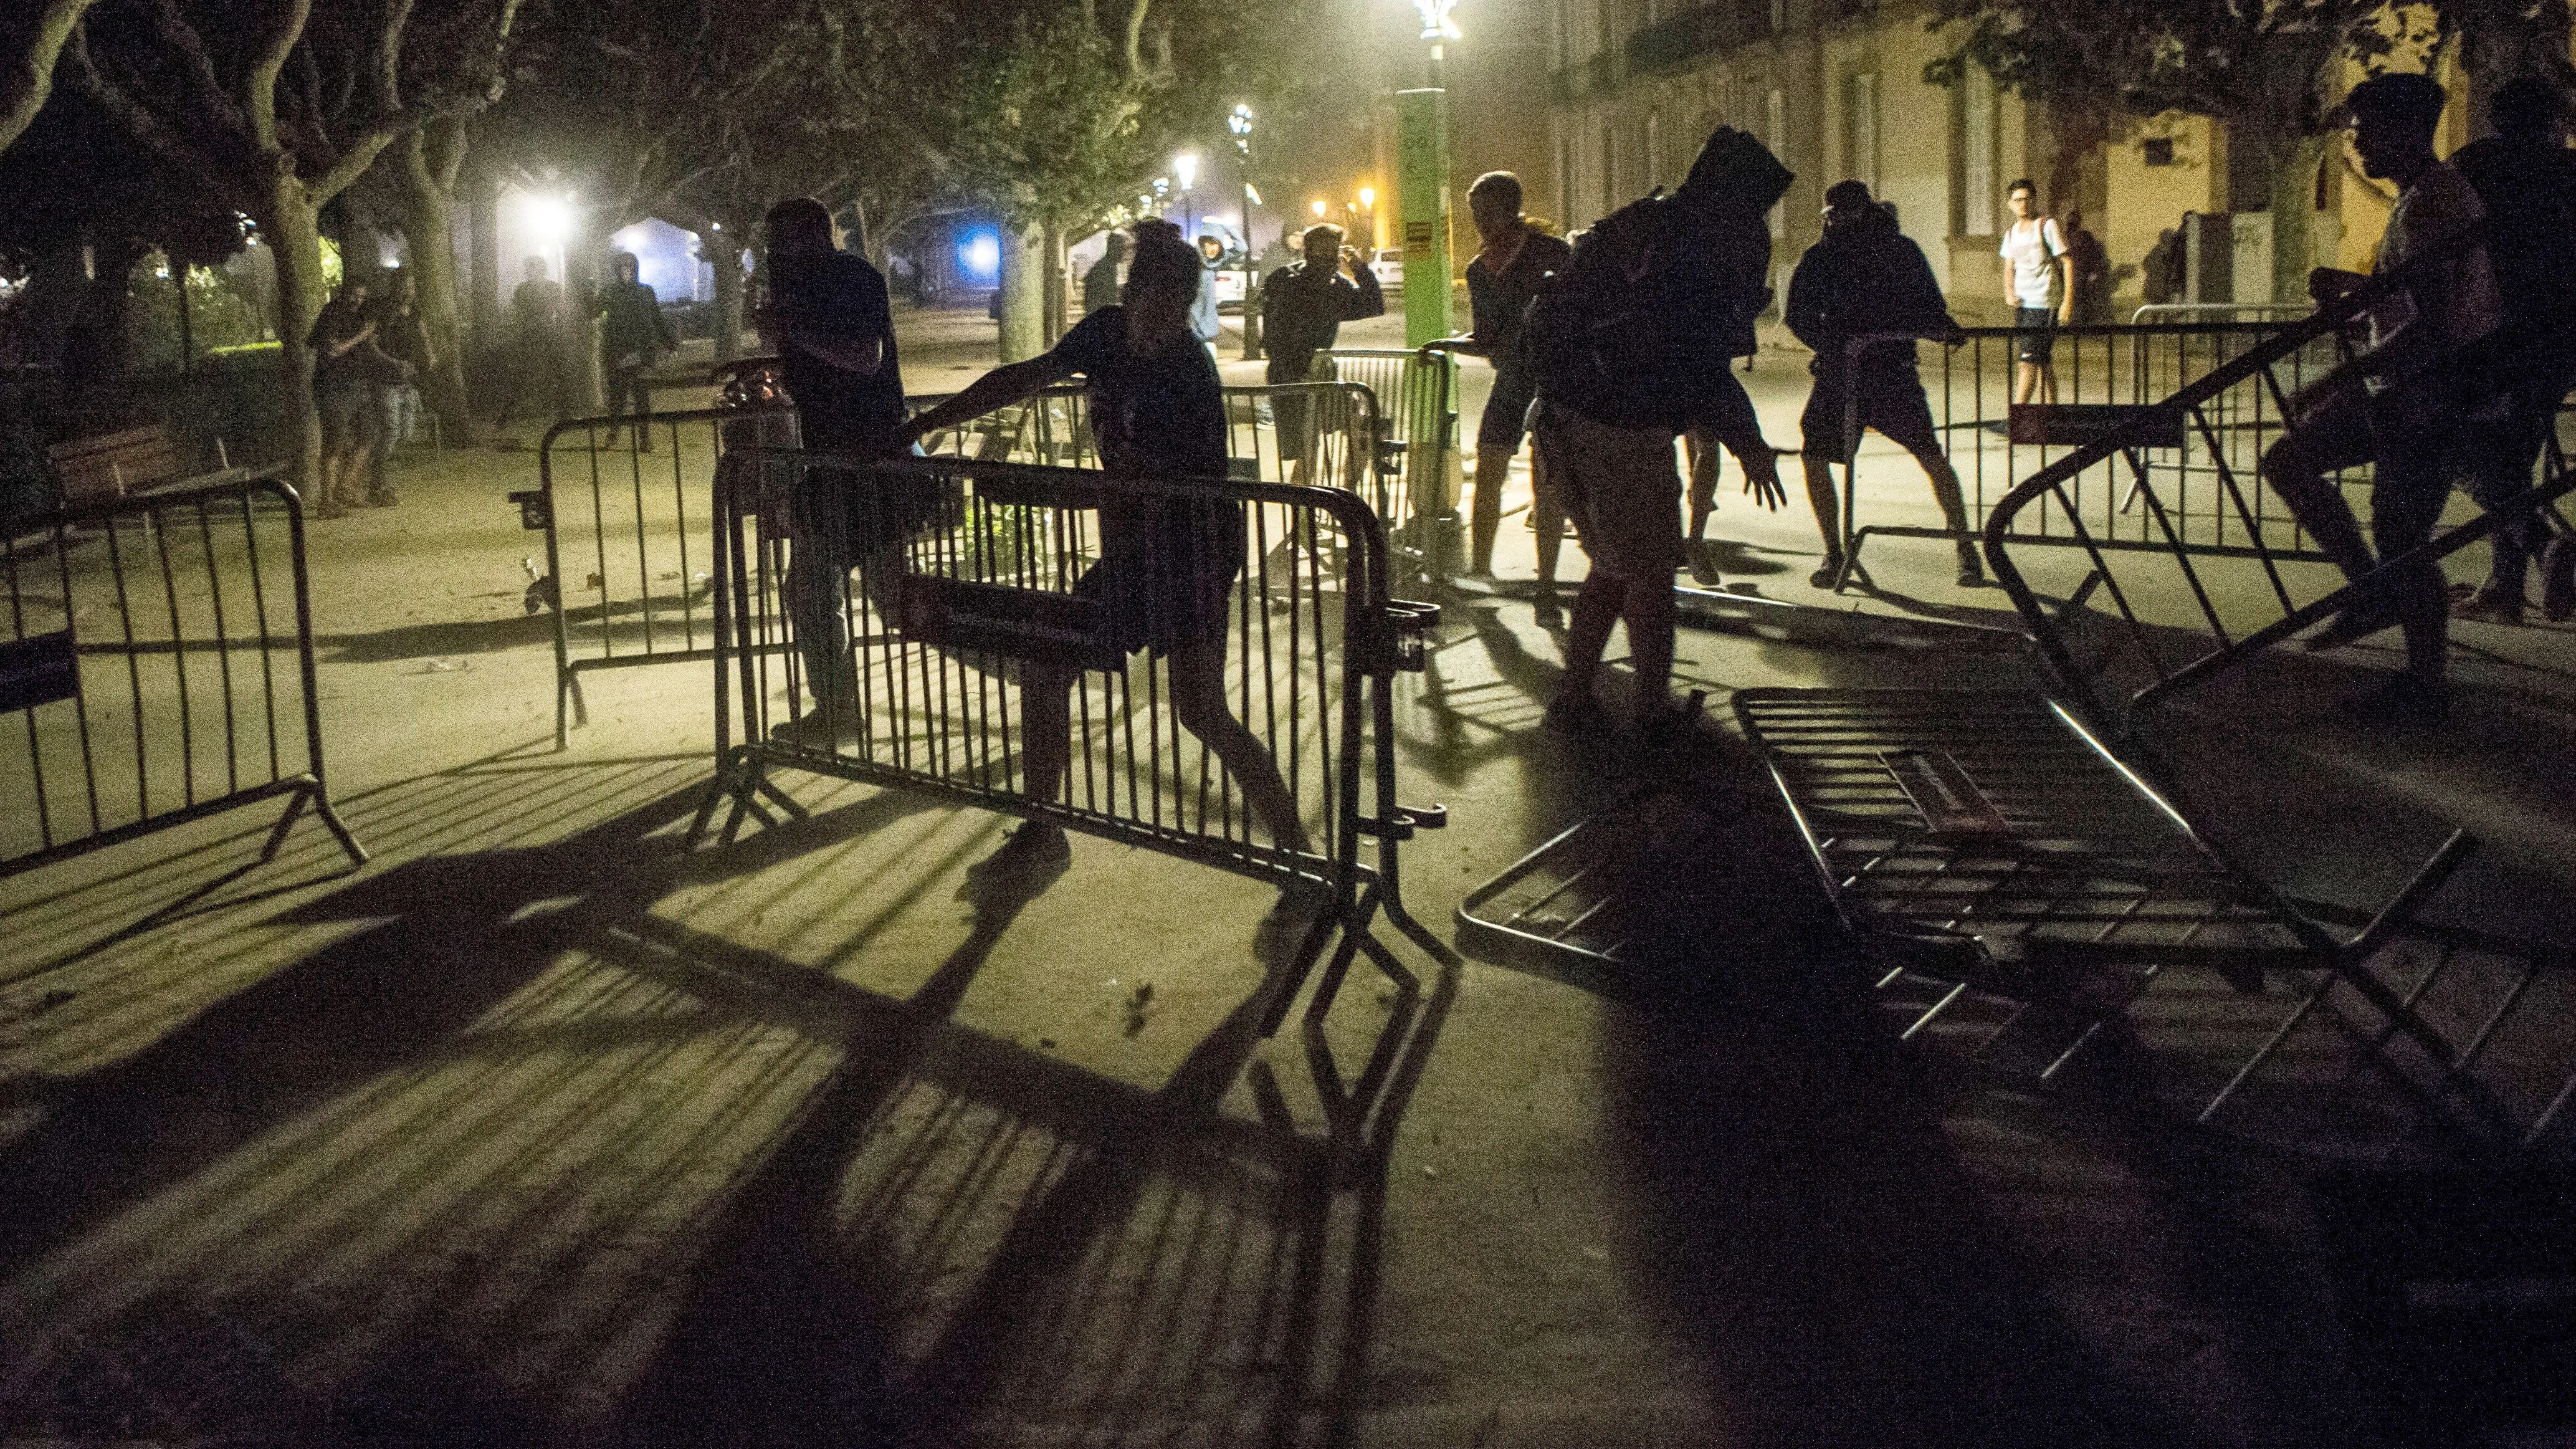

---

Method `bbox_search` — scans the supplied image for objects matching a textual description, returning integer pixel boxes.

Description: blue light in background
[958,230,1001,282]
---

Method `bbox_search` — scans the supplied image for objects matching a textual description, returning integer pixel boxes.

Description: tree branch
[246,0,315,155]
[61,22,226,184]
[146,0,247,138]
[1,0,102,156]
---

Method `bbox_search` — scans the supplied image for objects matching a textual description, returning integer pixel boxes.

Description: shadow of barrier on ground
[1,471,367,881]
[0,747,1459,1443]
[694,448,1453,1048]
[522,381,1407,752]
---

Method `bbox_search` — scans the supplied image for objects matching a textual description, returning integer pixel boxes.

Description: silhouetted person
[2450,75,2576,624]
[1785,180,1982,588]
[308,276,409,517]
[1419,171,1575,583]
[1083,232,1128,316]
[1677,130,1792,583]
[2001,179,2069,405]
[899,220,1314,879]
[1259,222,1383,482]
[2262,72,2504,724]
[2142,224,2185,307]
[2061,208,2112,325]
[495,256,563,426]
[365,269,432,504]
[595,250,677,451]
[757,196,914,724]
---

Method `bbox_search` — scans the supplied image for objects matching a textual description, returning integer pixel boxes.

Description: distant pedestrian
[2001,179,2069,404]
[496,256,564,427]
[1259,223,1384,482]
[1083,232,1128,316]
[1191,232,1225,355]
[2448,75,2576,625]
[2061,208,2112,325]
[1419,171,1574,586]
[2141,225,2185,308]
[365,270,432,504]
[594,251,677,451]
[308,277,409,517]
[2261,72,2505,724]
[756,196,915,724]
[1785,179,1983,589]
[899,219,1315,880]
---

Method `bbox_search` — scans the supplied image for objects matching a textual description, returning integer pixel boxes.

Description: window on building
[2143,137,2176,166]
[1962,64,1995,236]
[1846,72,1879,195]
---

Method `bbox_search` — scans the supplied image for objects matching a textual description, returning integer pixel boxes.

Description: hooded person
[1671,125,1795,581]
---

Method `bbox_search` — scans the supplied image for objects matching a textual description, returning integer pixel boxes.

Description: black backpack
[1531,126,1793,430]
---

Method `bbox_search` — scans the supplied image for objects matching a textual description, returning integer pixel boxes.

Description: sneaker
[2450,585,2524,626]
[769,701,866,747]
[1687,539,1723,586]
[1809,557,1846,590]
[1636,690,1707,743]
[971,821,1071,876]
[2339,674,2448,725]
[1956,555,1988,589]
[1532,590,1565,628]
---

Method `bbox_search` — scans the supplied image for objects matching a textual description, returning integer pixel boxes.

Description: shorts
[1800,368,1940,462]
[1479,366,1538,457]
[1074,537,1243,657]
[1267,353,1338,464]
[317,385,375,454]
[2014,307,2057,365]
[1534,403,1682,581]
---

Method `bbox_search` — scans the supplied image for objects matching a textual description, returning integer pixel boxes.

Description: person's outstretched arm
[1341,249,1385,319]
[897,354,1075,447]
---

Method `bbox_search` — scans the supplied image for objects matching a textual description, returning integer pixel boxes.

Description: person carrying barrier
[2449,75,2576,626]
[1530,124,1790,735]
[2261,72,2506,725]
[899,219,1316,880]
[1419,171,1575,590]
[2001,179,2070,406]
[1259,223,1383,483]
[594,251,678,451]
[756,196,918,727]
[1785,180,1983,589]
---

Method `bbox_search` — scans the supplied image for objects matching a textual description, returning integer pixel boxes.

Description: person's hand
[1341,245,1363,276]
[1942,325,1970,349]
[1745,462,1788,512]
[2308,267,2364,306]
[1416,340,1449,365]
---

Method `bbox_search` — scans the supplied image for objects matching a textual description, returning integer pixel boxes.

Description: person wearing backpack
[1785,180,1983,589]
[1529,125,1793,734]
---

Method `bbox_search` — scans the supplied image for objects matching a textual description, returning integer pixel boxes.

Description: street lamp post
[1400,0,1462,576]
[1229,105,1262,360]
[1174,151,1200,237]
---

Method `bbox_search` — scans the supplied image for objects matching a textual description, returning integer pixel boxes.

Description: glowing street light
[1311,199,1328,218]
[1173,152,1200,192]
[1357,186,1376,210]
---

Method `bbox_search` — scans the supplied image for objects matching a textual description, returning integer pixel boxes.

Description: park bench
[47,424,205,505]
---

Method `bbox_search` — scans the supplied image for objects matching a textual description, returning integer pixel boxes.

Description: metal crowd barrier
[522,381,1386,748]
[2,473,368,878]
[1826,320,2347,589]
[1323,348,1455,586]
[691,448,1446,1035]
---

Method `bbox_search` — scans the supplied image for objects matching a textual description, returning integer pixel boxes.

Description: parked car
[1370,249,1405,291]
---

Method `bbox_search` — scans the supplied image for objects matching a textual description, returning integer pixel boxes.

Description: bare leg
[1685,428,1718,549]
[1801,453,1844,578]
[2013,361,2039,406]
[1557,571,1624,703]
[1531,443,1567,595]
[1018,659,1076,809]
[1467,444,1513,576]
[1904,441,1985,579]
[2259,413,2377,582]
[1166,639,1313,855]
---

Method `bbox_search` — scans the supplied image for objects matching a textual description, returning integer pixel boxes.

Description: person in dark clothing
[1676,128,1791,583]
[2263,72,2504,724]
[495,256,563,426]
[1082,232,1128,316]
[308,277,410,518]
[1259,223,1384,481]
[756,196,913,720]
[1421,171,1575,581]
[2449,75,2576,624]
[365,270,433,505]
[2061,209,2113,325]
[900,220,1314,878]
[595,251,678,450]
[1786,181,1981,588]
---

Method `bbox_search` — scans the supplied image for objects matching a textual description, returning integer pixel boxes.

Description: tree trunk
[1041,222,1067,347]
[395,130,480,442]
[262,180,327,493]
[0,0,99,158]
[997,222,1044,363]
[705,231,746,365]
[2269,133,2332,306]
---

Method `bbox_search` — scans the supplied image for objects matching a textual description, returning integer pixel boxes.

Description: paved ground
[4,302,2575,1446]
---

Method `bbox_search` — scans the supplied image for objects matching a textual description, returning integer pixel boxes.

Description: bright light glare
[1414,0,1461,41]
[1246,184,1262,205]
[520,193,575,244]
[958,230,1001,279]
[1311,199,1328,218]
[1357,187,1376,209]
[1174,153,1200,190]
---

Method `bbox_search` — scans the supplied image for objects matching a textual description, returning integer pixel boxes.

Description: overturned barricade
[1739,278,2576,1158]
[2,474,367,878]
[692,448,1447,1036]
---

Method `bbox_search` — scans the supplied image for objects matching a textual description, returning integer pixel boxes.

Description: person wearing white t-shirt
[1999,180,2070,404]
